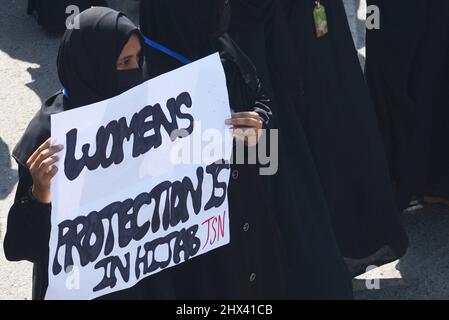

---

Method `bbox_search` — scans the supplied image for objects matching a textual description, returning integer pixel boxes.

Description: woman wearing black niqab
[365,0,428,208]
[366,0,449,206]
[229,0,354,299]
[4,7,175,300]
[140,0,289,299]
[275,0,408,274]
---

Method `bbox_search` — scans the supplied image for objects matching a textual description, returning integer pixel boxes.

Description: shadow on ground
[0,138,17,200]
[0,1,139,103]
[355,205,449,299]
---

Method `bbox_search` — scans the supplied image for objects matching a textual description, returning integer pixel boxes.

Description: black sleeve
[3,164,51,263]
[252,79,273,127]
[220,48,273,126]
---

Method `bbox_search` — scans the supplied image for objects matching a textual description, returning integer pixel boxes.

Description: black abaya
[230,0,408,279]
[365,0,428,207]
[229,0,354,298]
[280,0,408,274]
[366,0,449,202]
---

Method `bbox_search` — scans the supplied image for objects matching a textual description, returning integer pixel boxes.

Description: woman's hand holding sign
[225,111,263,147]
[27,138,64,204]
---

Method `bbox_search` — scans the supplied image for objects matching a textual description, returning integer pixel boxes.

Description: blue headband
[142,36,192,65]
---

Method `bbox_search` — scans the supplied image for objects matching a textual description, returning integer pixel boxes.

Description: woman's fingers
[225,113,263,136]
[225,117,263,129]
[231,111,261,120]
[226,113,263,146]
[26,139,61,204]
[27,137,51,167]
[227,113,264,147]
[31,144,64,170]
[39,156,60,173]
[48,166,59,179]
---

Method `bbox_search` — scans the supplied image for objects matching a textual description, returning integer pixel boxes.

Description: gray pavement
[0,0,448,300]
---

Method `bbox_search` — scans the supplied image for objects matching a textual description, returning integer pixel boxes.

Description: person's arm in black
[252,79,273,128]
[3,164,51,263]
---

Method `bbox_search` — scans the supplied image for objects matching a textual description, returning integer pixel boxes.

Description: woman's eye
[118,59,130,67]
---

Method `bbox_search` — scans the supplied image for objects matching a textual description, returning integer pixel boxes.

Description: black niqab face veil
[140,0,231,62]
[58,7,143,108]
[13,7,142,168]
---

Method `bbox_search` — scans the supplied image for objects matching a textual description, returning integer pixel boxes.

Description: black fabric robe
[280,0,408,275]
[424,3,449,198]
[366,0,449,202]
[229,0,408,278]
[229,0,354,298]
[139,0,289,300]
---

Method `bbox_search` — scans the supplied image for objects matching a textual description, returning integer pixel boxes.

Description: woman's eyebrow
[119,49,142,61]
[119,54,133,61]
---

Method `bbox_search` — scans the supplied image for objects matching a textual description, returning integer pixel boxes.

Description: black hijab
[140,0,264,111]
[58,7,143,108]
[13,7,142,168]
[140,0,231,72]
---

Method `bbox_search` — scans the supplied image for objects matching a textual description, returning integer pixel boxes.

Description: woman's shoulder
[12,91,65,167]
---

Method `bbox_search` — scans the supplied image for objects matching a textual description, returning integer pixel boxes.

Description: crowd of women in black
[3,0,448,300]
